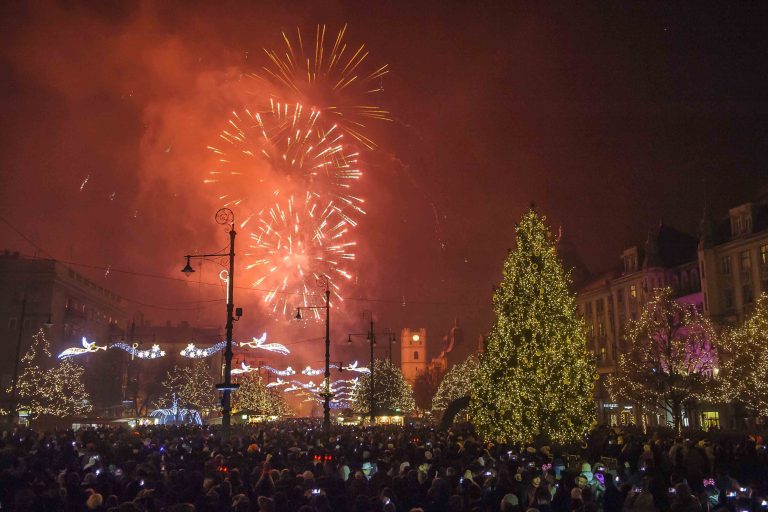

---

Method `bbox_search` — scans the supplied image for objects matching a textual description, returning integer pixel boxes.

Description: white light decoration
[58,337,107,359]
[262,365,296,376]
[180,341,226,359]
[284,384,300,392]
[231,362,257,375]
[239,333,290,355]
[110,342,166,359]
[150,393,202,425]
[342,361,370,373]
[301,365,325,376]
[266,377,288,388]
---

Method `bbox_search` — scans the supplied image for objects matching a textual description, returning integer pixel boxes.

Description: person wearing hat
[502,493,521,512]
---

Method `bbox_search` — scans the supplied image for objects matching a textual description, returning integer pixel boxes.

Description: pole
[129,321,138,417]
[8,296,26,424]
[222,225,236,432]
[369,317,375,423]
[323,285,331,431]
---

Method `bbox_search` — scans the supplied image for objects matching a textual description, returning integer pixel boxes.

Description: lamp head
[181,256,195,276]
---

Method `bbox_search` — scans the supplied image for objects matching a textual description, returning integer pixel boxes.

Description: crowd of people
[1,421,767,512]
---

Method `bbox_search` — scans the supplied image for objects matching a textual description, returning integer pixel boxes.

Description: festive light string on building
[57,337,107,359]
[468,209,596,444]
[110,342,166,360]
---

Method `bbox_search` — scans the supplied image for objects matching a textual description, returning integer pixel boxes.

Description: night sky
[1,1,766,365]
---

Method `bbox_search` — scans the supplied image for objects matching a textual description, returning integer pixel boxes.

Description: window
[616,288,623,304]
[23,318,34,330]
[723,289,734,310]
[721,256,731,274]
[743,284,754,304]
[761,244,768,266]
[629,285,637,299]
[8,317,17,330]
[701,411,720,431]
[600,346,607,361]
[585,302,593,317]
[413,351,419,361]
[596,299,604,313]
[740,251,751,272]
[733,216,743,235]
[598,322,606,337]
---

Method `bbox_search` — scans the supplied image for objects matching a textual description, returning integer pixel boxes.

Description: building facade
[0,252,128,410]
[575,189,768,429]
[575,223,708,428]
[400,327,427,384]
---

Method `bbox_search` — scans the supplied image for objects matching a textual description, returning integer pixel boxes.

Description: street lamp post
[348,312,394,424]
[182,208,240,433]
[295,275,333,431]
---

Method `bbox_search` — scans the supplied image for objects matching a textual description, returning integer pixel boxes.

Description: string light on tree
[13,328,92,419]
[157,361,218,415]
[233,373,290,417]
[607,287,719,431]
[432,354,479,413]
[468,208,596,444]
[716,293,768,416]
[350,359,415,415]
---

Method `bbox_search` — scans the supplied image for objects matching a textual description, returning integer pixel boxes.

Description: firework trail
[246,191,356,319]
[247,24,390,149]
[206,101,366,230]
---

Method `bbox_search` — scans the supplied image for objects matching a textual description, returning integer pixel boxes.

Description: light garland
[180,341,226,358]
[262,365,296,376]
[58,337,107,359]
[468,209,595,444]
[111,342,166,359]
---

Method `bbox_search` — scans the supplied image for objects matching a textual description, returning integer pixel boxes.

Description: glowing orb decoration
[180,342,226,359]
[251,24,390,149]
[239,332,290,355]
[58,337,107,359]
[110,342,166,360]
[248,192,355,318]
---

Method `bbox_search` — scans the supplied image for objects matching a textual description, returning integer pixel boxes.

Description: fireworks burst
[249,24,390,149]
[206,101,366,230]
[246,192,356,319]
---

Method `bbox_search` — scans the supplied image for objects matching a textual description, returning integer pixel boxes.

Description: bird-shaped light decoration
[238,333,290,355]
[58,337,108,359]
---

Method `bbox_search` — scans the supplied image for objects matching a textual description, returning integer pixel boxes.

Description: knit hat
[86,493,103,510]
[502,494,519,506]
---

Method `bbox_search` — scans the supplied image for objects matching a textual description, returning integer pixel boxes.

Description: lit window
[630,285,637,298]
[721,256,731,274]
[740,251,751,272]
[761,245,768,266]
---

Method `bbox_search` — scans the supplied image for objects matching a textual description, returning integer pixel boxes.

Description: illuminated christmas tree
[158,360,218,415]
[233,373,290,417]
[607,287,718,432]
[432,354,479,413]
[14,328,92,419]
[468,208,595,444]
[351,359,415,414]
[714,293,768,417]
